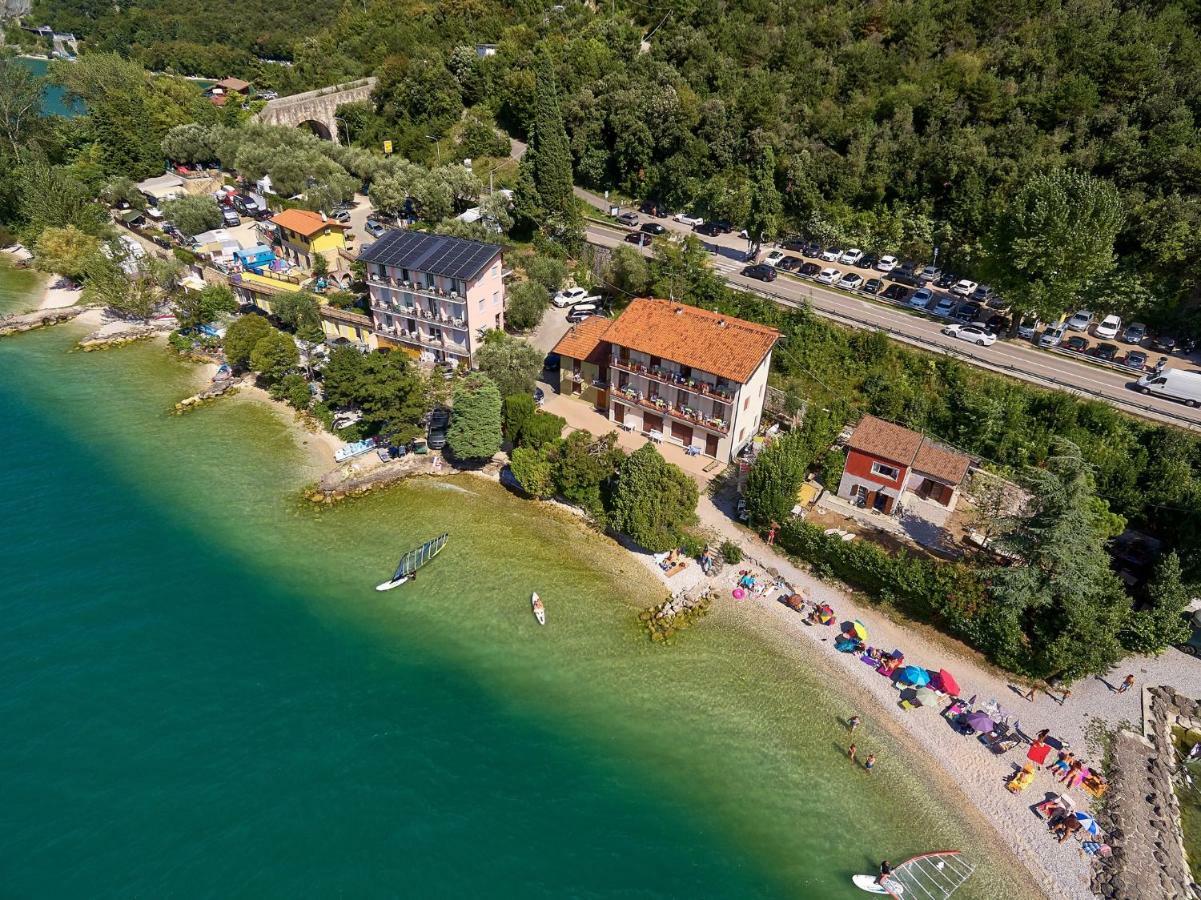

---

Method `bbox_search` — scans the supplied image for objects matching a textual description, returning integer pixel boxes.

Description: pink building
[359,229,504,364]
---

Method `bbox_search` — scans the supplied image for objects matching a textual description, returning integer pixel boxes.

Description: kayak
[531,592,546,625]
[852,874,903,895]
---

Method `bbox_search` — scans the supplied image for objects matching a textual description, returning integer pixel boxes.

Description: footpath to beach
[620,493,1201,900]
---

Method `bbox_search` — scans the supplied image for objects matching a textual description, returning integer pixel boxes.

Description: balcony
[609,357,735,405]
[613,387,729,434]
[373,324,468,354]
[370,301,468,331]
[367,273,467,304]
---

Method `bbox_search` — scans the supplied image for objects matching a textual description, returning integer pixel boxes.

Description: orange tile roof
[215,77,251,92]
[913,441,972,485]
[270,208,347,238]
[552,316,611,364]
[601,298,779,384]
[848,415,971,485]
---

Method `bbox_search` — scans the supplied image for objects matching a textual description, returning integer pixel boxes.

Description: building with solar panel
[358,229,505,365]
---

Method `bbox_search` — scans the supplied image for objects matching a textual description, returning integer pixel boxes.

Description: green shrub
[678,533,705,558]
[720,540,743,565]
[819,449,846,490]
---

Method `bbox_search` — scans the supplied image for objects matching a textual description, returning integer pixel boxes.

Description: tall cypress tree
[515,49,581,249]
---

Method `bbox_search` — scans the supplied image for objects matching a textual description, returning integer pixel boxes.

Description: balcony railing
[609,358,735,404]
[370,301,468,330]
[373,324,468,353]
[367,274,467,304]
[614,387,729,434]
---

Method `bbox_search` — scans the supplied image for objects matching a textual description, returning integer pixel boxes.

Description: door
[705,433,719,457]
[873,492,890,513]
[614,403,625,425]
[595,389,608,412]
[671,422,693,445]
[644,413,663,436]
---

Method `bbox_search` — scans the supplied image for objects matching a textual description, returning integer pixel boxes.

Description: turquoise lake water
[17,55,84,117]
[0,268,1030,898]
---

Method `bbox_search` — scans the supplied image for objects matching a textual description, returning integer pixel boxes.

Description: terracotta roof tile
[848,415,972,485]
[913,441,972,485]
[270,208,347,238]
[552,316,611,365]
[601,298,778,384]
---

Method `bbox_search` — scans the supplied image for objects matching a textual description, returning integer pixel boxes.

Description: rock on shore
[0,306,90,337]
[77,323,161,351]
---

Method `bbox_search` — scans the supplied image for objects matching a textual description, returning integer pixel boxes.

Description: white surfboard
[852,874,903,895]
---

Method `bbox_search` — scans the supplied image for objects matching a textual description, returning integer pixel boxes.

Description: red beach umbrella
[935,668,961,696]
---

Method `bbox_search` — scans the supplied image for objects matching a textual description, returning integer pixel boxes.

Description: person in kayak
[875,860,892,886]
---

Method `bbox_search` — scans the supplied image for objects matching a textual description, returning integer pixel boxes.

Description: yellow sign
[383,140,393,155]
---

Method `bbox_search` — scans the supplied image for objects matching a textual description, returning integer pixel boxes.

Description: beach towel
[1027,743,1052,765]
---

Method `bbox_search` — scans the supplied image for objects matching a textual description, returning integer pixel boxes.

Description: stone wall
[1092,686,1195,899]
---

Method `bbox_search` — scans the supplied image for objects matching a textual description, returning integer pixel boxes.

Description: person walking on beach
[1023,685,1037,702]
[1116,674,1135,694]
[849,715,861,734]
[864,753,876,773]
[848,743,857,763]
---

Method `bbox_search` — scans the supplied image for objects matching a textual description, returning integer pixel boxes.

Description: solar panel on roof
[361,230,500,281]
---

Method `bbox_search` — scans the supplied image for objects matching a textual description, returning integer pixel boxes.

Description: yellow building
[269,209,348,272]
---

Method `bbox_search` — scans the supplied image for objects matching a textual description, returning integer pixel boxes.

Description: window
[478,297,485,310]
[871,461,900,481]
[492,291,499,306]
[744,396,750,410]
[649,355,661,368]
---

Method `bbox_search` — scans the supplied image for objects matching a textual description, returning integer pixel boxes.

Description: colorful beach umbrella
[848,620,869,640]
[965,711,996,732]
[913,686,939,706]
[934,668,961,695]
[1073,812,1101,836]
[898,665,931,686]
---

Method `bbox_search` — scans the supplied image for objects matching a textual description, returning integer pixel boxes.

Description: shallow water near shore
[0,276,1034,897]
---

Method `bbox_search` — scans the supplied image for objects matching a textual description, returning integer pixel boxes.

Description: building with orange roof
[552,298,780,462]
[837,414,973,520]
[269,209,347,272]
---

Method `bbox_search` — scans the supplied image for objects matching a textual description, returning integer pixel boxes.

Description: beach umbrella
[1073,812,1101,836]
[898,665,931,686]
[934,668,961,696]
[848,620,869,640]
[965,711,996,732]
[913,686,939,706]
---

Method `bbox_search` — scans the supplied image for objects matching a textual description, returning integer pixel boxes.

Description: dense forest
[26,0,1201,332]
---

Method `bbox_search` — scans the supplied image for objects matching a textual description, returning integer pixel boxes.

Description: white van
[1136,369,1201,407]
[567,303,599,322]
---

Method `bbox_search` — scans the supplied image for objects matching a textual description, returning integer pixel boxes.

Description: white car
[551,287,589,308]
[763,249,786,268]
[816,267,841,284]
[819,248,842,262]
[840,248,864,266]
[837,273,864,290]
[951,279,978,297]
[1095,314,1122,339]
[1067,310,1094,331]
[1039,324,1067,347]
[908,287,934,309]
[875,255,898,273]
[674,212,704,226]
[943,323,997,346]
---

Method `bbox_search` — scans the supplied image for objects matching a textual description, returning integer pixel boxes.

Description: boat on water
[853,851,975,899]
[531,592,546,625]
[375,533,449,591]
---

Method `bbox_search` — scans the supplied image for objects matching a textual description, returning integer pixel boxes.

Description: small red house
[836,415,971,520]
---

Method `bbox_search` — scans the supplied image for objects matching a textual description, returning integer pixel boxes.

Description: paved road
[575,195,1201,430]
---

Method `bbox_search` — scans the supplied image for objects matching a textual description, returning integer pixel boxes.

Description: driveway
[526,305,574,355]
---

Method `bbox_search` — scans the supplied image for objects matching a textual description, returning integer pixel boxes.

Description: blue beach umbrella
[1074,812,1101,836]
[898,665,931,686]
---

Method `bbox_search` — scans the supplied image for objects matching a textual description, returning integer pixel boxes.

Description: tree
[223,313,274,369]
[516,49,581,248]
[505,281,550,331]
[502,393,537,444]
[545,429,623,521]
[521,411,566,449]
[523,254,567,293]
[273,372,313,410]
[0,55,45,156]
[1121,552,1193,655]
[83,253,177,322]
[271,291,325,342]
[744,429,812,527]
[161,123,216,164]
[987,440,1132,680]
[985,170,1124,322]
[33,226,102,280]
[476,331,544,398]
[745,144,782,250]
[509,446,555,498]
[609,444,699,552]
[447,372,502,460]
[249,329,299,384]
[174,283,236,330]
[605,246,652,297]
[163,196,223,237]
[321,348,425,435]
[17,159,108,239]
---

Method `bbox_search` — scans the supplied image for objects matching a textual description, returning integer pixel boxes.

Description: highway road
[579,209,1201,432]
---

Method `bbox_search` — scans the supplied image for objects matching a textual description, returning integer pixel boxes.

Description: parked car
[1095,314,1122,339]
[908,287,934,310]
[985,314,1010,334]
[1122,350,1149,371]
[838,273,864,290]
[918,265,941,283]
[1039,324,1067,347]
[552,287,591,308]
[933,295,957,317]
[624,232,652,247]
[1151,333,1178,352]
[221,208,241,227]
[640,222,667,236]
[862,278,883,295]
[798,262,822,278]
[1093,342,1119,362]
[567,303,599,322]
[951,279,978,297]
[840,248,864,266]
[1067,309,1094,331]
[694,221,724,236]
[954,302,983,323]
[1118,322,1146,345]
[616,211,639,227]
[801,240,822,257]
[780,236,806,251]
[427,408,451,450]
[875,255,899,273]
[763,249,786,267]
[972,284,993,303]
[741,264,777,282]
[942,323,997,346]
[858,254,878,270]
[365,219,387,238]
[881,284,909,302]
[890,268,921,287]
[936,271,958,289]
[332,209,351,223]
[777,256,803,272]
[674,212,704,226]
[819,247,842,262]
[1065,335,1091,353]
[816,267,842,284]
[639,200,663,217]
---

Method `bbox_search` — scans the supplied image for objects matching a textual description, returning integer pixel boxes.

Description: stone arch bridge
[255,77,376,144]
